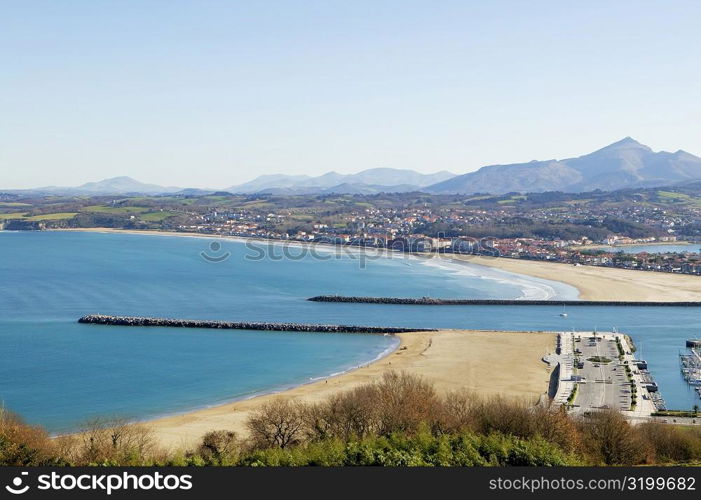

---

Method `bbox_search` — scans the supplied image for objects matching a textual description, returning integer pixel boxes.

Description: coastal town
[182,197,701,275]
[175,194,701,275]
[2,187,701,275]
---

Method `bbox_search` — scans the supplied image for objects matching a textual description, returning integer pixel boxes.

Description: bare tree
[76,418,157,465]
[436,390,475,433]
[304,385,379,441]
[246,399,306,449]
[373,371,439,435]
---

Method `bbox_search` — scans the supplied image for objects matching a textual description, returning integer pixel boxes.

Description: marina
[680,341,701,399]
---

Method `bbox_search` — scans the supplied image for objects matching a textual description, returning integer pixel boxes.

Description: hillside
[427,138,701,194]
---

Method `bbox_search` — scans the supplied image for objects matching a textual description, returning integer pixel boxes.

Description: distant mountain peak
[67,176,183,195]
[596,137,651,152]
[427,138,701,195]
[106,175,137,181]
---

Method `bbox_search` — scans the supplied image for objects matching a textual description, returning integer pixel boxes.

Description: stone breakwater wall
[77,315,435,334]
[307,296,701,307]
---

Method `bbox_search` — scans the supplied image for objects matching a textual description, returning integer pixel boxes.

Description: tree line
[2,372,701,467]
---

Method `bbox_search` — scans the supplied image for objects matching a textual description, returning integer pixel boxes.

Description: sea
[597,243,700,254]
[0,231,699,433]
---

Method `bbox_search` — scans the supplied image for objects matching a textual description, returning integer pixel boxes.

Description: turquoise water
[599,244,700,254]
[0,231,699,432]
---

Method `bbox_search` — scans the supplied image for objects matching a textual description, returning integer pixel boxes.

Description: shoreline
[452,255,701,301]
[44,227,699,447]
[145,329,555,449]
[52,227,701,301]
[50,227,574,300]
[60,335,402,440]
[47,227,564,450]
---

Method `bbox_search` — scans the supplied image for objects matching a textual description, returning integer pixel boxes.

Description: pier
[308,296,701,307]
[77,314,435,334]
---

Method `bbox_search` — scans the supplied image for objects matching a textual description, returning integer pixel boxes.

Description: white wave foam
[415,257,577,300]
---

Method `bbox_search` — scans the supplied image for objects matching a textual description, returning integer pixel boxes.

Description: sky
[1,1,700,189]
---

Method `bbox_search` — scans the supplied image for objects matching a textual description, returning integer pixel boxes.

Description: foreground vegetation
[2,373,701,466]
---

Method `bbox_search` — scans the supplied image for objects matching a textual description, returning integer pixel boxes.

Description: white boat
[559,305,568,317]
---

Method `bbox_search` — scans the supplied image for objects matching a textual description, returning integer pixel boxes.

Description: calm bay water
[0,231,699,432]
[599,243,700,254]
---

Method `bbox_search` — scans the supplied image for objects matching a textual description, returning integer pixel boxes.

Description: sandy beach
[148,329,554,449]
[453,255,701,301]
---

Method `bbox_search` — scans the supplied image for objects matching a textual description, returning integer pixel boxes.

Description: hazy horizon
[4,135,701,192]
[2,1,700,189]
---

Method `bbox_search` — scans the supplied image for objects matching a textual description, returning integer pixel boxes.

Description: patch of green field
[464,195,494,202]
[657,191,692,202]
[0,212,27,220]
[135,196,196,206]
[201,195,232,202]
[83,205,151,214]
[24,213,79,221]
[0,202,31,208]
[497,195,526,205]
[289,214,314,222]
[139,211,178,222]
[241,200,274,209]
[655,191,701,208]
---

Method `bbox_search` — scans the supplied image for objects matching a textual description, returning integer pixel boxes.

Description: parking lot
[572,333,632,412]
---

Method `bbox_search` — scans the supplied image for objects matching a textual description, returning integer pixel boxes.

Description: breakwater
[308,296,701,306]
[77,314,435,334]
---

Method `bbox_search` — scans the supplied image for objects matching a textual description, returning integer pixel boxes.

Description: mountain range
[427,137,701,194]
[8,177,184,196]
[225,168,456,194]
[4,138,700,196]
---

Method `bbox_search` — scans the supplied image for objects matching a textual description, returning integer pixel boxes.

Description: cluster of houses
[177,207,701,275]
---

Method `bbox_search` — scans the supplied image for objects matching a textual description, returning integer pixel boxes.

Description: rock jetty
[307,296,701,307]
[78,314,434,334]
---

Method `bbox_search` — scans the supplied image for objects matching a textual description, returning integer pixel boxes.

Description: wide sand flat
[453,255,701,301]
[148,329,554,449]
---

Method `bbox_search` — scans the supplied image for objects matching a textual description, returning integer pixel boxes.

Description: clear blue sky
[1,0,700,189]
